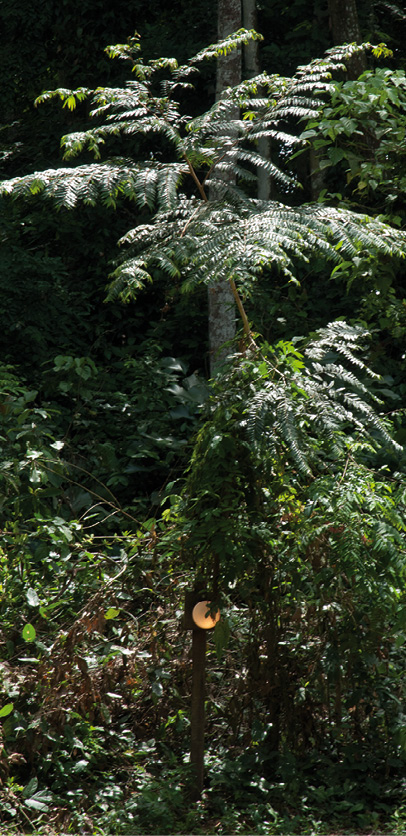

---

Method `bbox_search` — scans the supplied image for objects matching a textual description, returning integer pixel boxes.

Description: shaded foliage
[1,13,406,836]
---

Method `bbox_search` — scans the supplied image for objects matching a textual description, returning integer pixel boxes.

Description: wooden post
[190,628,207,798]
[184,591,220,799]
[184,589,208,799]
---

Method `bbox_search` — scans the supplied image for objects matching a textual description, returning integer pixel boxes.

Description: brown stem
[202,144,236,189]
[180,204,201,238]
[229,278,257,348]
[184,153,208,202]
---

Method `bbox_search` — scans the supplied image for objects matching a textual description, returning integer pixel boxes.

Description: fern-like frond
[89,84,149,117]
[188,29,263,65]
[34,87,91,110]
[0,160,187,212]
[61,129,109,160]
[104,34,142,64]
[130,163,187,209]
[107,258,153,301]
[235,148,297,189]
[305,321,381,378]
[246,320,403,477]
[2,32,406,321]
[107,192,406,300]
[0,161,133,207]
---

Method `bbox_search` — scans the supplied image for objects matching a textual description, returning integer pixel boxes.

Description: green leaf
[0,703,14,718]
[328,147,345,165]
[22,624,36,642]
[26,588,40,607]
[22,777,38,798]
[29,466,42,484]
[72,759,90,773]
[24,796,50,812]
[50,440,65,451]
[151,681,163,697]
[105,607,120,620]
[214,618,231,660]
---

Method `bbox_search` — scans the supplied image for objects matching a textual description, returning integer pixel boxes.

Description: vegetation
[1,2,406,833]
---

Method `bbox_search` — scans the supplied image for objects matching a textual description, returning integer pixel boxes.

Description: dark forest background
[1,1,406,833]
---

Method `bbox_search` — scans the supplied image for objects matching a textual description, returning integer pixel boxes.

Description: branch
[184,153,209,202]
[228,278,257,349]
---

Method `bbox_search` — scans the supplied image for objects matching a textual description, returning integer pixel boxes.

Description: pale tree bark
[243,0,271,201]
[242,0,258,77]
[216,0,242,96]
[208,0,242,376]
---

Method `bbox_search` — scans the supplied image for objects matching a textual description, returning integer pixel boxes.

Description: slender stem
[184,153,208,202]
[44,462,141,524]
[228,278,257,348]
[202,145,235,188]
[180,204,201,238]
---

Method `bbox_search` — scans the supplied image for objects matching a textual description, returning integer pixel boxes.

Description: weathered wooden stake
[184,590,220,799]
[190,627,207,798]
[184,589,208,799]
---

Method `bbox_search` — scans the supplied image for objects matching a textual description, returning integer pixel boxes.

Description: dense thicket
[1,2,406,833]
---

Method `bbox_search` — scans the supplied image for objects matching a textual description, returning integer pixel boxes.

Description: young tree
[1,33,405,356]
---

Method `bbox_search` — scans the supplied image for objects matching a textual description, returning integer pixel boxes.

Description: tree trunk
[208,0,242,376]
[216,0,242,96]
[243,0,271,201]
[327,0,367,79]
[242,0,258,78]
[311,0,366,200]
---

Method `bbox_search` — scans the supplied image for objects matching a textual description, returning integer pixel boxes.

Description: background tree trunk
[208,0,242,376]
[327,0,367,79]
[310,0,366,199]
[243,0,271,201]
[216,0,242,96]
